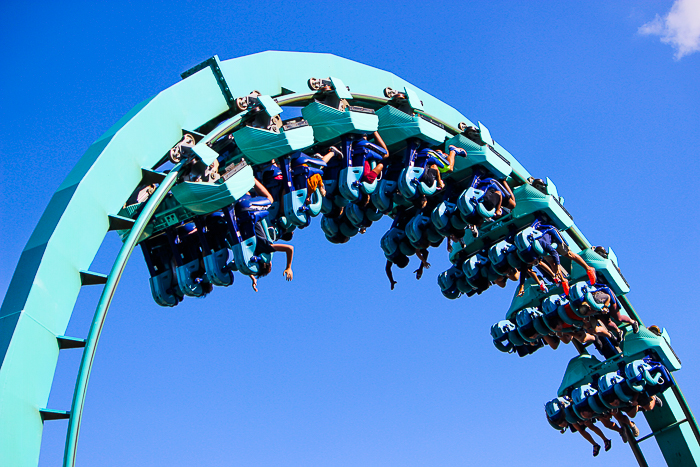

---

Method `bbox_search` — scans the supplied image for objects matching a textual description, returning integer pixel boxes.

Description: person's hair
[648,325,662,336]
[257,261,272,278]
[196,281,213,298]
[578,303,593,316]
[593,246,608,258]
[393,254,410,269]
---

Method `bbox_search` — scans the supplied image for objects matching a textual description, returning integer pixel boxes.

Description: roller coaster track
[1,51,698,466]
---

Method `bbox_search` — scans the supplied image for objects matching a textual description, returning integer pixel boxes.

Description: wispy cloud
[639,0,700,60]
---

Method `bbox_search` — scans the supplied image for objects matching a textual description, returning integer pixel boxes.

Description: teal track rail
[0,51,698,466]
[62,163,184,467]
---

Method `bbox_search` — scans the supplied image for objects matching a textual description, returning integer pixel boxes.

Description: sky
[1,1,699,466]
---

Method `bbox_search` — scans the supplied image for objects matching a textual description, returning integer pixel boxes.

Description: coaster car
[234,93,315,165]
[302,76,379,143]
[376,86,447,148]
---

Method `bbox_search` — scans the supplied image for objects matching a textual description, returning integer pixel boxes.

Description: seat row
[546,357,671,430]
[491,281,626,357]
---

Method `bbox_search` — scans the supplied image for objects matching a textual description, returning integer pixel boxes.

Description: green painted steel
[0,51,698,467]
[63,163,185,467]
[170,165,255,215]
[0,62,228,467]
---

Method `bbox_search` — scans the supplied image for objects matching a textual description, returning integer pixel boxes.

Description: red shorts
[362,161,378,183]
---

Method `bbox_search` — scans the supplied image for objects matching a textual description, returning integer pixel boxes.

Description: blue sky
[1,1,699,466]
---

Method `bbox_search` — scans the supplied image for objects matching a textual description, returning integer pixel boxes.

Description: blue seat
[141,235,183,307]
[568,281,611,316]
[336,139,384,201]
[291,152,328,168]
[283,189,310,227]
[541,294,580,328]
[175,259,204,297]
[290,157,326,218]
[514,226,544,264]
[338,166,365,201]
[491,320,517,352]
[405,214,431,246]
[223,203,270,276]
[202,249,233,286]
[531,308,554,337]
[321,215,340,238]
[488,240,514,276]
[345,203,363,227]
[353,139,386,162]
[168,224,209,297]
[431,201,457,233]
[371,179,397,212]
[398,166,424,200]
[463,253,489,279]
[563,404,582,425]
[456,186,484,220]
[516,307,544,343]
[238,196,272,211]
[545,397,570,430]
[381,227,406,259]
[437,266,463,300]
[148,270,182,307]
[597,372,626,410]
[195,213,234,288]
[507,327,527,347]
[306,187,324,217]
[408,149,445,198]
[338,217,360,237]
[571,384,598,420]
[455,176,506,221]
[624,359,667,389]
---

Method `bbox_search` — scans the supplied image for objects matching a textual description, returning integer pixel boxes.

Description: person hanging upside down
[546,400,609,457]
[578,289,639,334]
[385,248,430,290]
[249,222,294,292]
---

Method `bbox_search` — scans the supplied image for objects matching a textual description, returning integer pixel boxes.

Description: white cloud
[639,0,700,60]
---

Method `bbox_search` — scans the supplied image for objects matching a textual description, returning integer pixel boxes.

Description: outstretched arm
[517,268,527,296]
[567,250,597,284]
[249,275,258,292]
[254,178,274,203]
[373,131,389,156]
[416,249,430,269]
[272,243,294,280]
[501,179,516,209]
[385,260,397,290]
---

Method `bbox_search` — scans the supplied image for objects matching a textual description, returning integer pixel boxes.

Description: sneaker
[330,146,343,158]
[654,395,663,408]
[604,439,612,451]
[469,224,479,238]
[632,321,640,334]
[448,145,467,157]
[630,423,640,438]
[593,444,601,457]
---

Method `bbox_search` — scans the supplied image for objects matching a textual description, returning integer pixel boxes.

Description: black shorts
[420,167,438,186]
[481,188,500,211]
[254,222,276,255]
